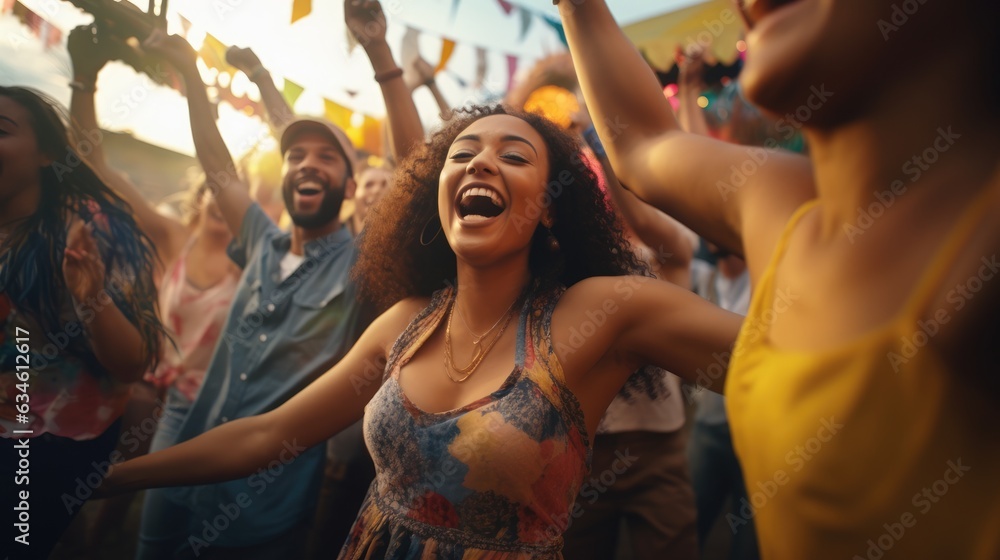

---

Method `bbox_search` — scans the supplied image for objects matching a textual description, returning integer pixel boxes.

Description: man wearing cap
[135,31,375,560]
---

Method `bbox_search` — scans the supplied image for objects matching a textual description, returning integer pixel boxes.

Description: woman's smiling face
[438,114,552,266]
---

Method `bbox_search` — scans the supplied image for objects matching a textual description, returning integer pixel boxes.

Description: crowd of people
[2,0,998,558]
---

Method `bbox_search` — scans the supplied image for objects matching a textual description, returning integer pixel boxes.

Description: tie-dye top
[342,284,591,559]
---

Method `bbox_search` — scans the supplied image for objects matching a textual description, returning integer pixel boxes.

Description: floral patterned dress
[341,284,592,559]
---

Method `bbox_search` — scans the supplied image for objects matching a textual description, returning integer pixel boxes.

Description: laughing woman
[98,105,741,559]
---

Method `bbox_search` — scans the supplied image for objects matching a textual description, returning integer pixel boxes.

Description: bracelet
[374,67,404,84]
[69,80,96,93]
[248,65,269,82]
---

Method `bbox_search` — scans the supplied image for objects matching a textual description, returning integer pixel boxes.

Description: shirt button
[239,373,247,381]
[259,333,268,342]
[266,303,275,312]
[221,416,229,423]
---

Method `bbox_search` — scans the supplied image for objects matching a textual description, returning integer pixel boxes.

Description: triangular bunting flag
[291,0,312,24]
[199,33,236,77]
[282,78,304,108]
[2,0,16,13]
[497,0,514,15]
[450,0,460,21]
[323,98,353,130]
[517,7,533,42]
[506,54,518,93]
[474,47,487,89]
[435,39,456,74]
[178,15,192,37]
[401,26,421,69]
[541,14,568,47]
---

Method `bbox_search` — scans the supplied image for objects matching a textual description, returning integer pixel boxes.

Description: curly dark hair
[353,104,668,400]
[0,86,165,372]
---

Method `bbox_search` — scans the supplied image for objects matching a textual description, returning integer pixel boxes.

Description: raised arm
[141,30,253,236]
[226,46,295,134]
[67,25,187,265]
[346,0,424,162]
[675,46,711,137]
[101,298,421,494]
[404,55,454,122]
[577,112,694,286]
[557,0,814,276]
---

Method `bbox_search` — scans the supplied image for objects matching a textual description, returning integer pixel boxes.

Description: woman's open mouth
[456,184,506,224]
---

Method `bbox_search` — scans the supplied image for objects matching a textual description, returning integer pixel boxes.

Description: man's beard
[284,175,347,229]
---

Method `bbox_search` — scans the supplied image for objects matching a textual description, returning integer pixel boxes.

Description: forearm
[106,413,282,494]
[176,62,251,234]
[68,84,109,165]
[71,84,181,258]
[600,152,693,275]
[365,42,424,162]
[86,299,151,383]
[559,1,681,185]
[678,87,711,137]
[426,82,453,121]
[249,67,295,133]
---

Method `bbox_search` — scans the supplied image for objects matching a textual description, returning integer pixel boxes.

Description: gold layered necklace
[444,295,519,383]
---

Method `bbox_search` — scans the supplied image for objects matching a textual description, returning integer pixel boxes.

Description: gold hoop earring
[420,215,443,246]
[545,227,560,252]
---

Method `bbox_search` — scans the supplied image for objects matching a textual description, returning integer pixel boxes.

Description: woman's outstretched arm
[346,0,425,162]
[101,298,423,495]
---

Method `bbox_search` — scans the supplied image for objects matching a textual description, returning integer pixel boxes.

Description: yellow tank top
[726,193,1000,559]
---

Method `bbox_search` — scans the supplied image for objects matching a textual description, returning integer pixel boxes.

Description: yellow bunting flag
[291,0,311,24]
[435,39,456,74]
[282,79,305,108]
[199,33,236,77]
[323,99,353,130]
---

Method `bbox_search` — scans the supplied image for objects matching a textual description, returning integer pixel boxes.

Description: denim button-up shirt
[169,204,367,546]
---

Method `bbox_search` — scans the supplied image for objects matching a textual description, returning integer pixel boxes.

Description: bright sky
[0,0,704,157]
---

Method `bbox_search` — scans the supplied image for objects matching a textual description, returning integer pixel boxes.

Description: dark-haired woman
[99,105,741,559]
[0,86,165,558]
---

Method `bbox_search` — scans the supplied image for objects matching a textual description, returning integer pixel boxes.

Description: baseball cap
[279,117,358,176]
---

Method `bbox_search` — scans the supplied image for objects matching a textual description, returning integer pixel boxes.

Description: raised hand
[140,28,198,75]
[403,55,436,92]
[345,0,388,49]
[62,219,106,303]
[67,24,129,81]
[678,45,706,89]
[226,46,265,79]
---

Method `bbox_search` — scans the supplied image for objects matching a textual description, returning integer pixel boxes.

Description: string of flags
[306,0,569,96]
[187,21,384,154]
[3,0,63,50]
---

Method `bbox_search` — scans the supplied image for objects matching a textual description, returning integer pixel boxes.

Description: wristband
[248,65,269,82]
[374,67,404,84]
[69,80,96,93]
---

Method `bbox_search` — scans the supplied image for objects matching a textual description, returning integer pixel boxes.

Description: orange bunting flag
[291,0,311,24]
[435,39,456,74]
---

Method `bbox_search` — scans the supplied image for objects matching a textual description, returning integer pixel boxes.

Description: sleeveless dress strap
[384,287,454,380]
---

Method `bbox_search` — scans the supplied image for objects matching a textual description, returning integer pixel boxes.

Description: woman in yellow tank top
[557,0,1000,558]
